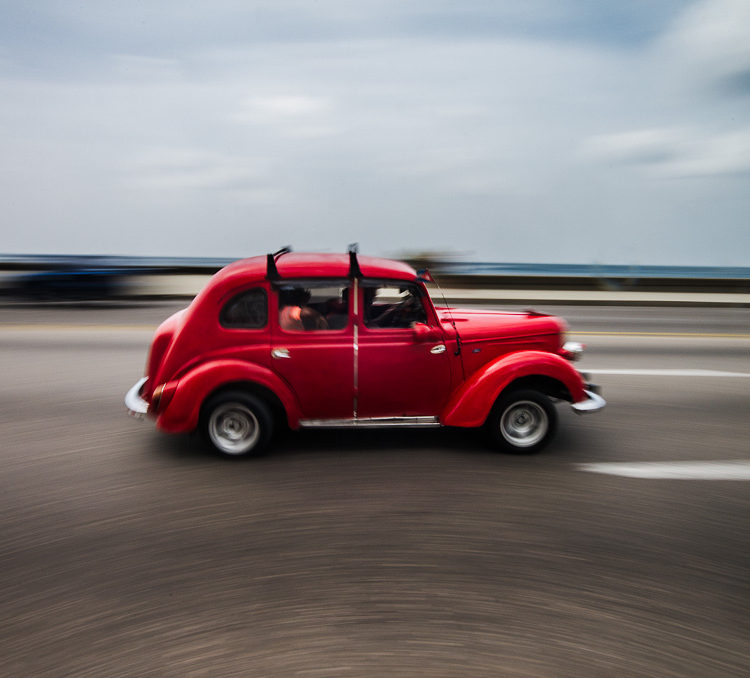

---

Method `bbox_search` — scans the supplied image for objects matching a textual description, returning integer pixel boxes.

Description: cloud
[236,95,330,119]
[584,127,750,177]
[660,0,750,94]
[231,95,335,138]
[112,55,184,81]
[661,129,750,177]
[1,0,749,263]
[583,129,686,167]
[124,147,282,198]
[580,0,750,178]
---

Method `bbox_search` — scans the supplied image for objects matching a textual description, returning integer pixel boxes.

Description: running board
[299,416,441,429]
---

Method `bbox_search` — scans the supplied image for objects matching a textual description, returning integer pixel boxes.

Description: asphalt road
[1,302,749,677]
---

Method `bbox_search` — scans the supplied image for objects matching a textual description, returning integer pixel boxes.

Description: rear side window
[220,288,267,328]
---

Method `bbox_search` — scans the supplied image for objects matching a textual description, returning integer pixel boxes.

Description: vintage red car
[126,248,604,456]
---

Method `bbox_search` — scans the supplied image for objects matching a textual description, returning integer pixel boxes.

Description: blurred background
[2,2,750,677]
[1,0,749,264]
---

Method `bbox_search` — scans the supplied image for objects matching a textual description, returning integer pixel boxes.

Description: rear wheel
[487,389,557,454]
[201,391,273,457]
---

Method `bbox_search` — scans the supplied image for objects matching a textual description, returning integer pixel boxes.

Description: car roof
[209,253,419,290]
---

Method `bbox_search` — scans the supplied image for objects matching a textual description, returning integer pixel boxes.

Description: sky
[1,0,748,265]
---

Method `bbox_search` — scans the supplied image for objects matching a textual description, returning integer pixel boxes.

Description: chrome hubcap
[208,403,260,455]
[500,401,548,448]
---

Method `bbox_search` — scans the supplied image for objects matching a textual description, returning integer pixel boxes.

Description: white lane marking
[580,461,750,480]
[585,368,750,378]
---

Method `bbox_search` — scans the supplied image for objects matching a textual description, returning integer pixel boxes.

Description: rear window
[220,288,267,328]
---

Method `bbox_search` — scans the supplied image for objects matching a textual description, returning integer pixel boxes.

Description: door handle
[271,348,291,359]
[430,344,447,355]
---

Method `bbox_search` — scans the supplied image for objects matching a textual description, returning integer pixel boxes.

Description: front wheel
[200,391,273,457]
[487,389,557,454]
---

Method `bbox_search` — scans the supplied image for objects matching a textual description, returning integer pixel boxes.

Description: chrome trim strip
[125,377,149,419]
[571,390,606,414]
[299,416,441,429]
[353,277,359,418]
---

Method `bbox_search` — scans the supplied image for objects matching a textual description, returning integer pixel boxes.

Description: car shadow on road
[150,424,588,464]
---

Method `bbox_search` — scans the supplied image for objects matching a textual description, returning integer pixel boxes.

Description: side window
[363,282,427,329]
[220,288,267,328]
[278,282,350,332]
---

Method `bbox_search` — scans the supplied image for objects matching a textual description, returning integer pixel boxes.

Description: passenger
[302,307,328,330]
[279,288,328,330]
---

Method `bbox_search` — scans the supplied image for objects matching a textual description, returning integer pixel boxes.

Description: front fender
[156,359,302,433]
[441,351,586,428]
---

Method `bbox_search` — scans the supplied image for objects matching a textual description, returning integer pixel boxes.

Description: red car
[126,248,604,456]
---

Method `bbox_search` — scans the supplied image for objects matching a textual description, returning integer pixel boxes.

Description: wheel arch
[502,374,572,403]
[155,359,302,433]
[441,350,585,428]
[199,380,288,430]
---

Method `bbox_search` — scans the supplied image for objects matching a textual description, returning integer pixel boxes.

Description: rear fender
[442,351,586,428]
[156,359,301,433]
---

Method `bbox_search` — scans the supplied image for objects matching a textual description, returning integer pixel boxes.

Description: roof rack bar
[348,243,362,278]
[266,246,292,280]
[266,254,279,280]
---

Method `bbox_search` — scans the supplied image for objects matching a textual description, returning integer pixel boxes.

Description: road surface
[1,302,749,677]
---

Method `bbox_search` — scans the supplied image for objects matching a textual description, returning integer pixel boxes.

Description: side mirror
[412,322,440,342]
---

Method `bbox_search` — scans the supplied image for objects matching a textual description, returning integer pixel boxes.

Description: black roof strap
[348,243,362,279]
[266,246,292,280]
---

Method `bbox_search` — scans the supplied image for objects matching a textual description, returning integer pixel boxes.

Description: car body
[126,249,604,456]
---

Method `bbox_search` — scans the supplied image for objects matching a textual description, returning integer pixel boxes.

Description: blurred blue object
[8,267,126,301]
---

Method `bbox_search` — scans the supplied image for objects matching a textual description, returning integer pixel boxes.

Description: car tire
[487,389,557,454]
[200,391,273,457]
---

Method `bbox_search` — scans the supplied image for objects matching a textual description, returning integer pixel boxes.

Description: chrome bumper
[125,377,149,419]
[571,389,606,414]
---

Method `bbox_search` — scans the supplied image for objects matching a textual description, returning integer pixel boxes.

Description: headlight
[562,341,585,361]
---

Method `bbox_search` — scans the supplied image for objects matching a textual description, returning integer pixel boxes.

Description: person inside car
[279,288,328,331]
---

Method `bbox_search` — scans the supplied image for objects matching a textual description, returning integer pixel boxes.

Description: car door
[270,279,354,420]
[356,280,452,418]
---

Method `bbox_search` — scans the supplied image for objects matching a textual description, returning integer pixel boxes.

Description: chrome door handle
[271,348,291,359]
[430,344,447,354]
